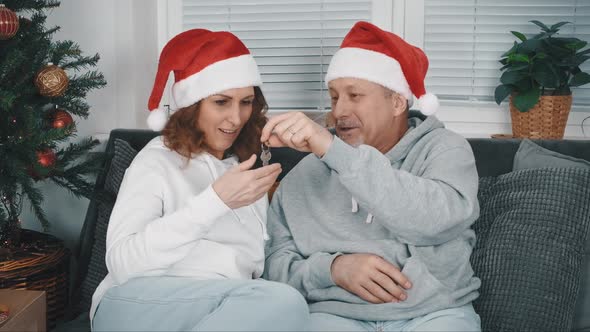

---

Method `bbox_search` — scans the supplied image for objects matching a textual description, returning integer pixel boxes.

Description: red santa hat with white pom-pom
[146,29,262,131]
[326,21,439,115]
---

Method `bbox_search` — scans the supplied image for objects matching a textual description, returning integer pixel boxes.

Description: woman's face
[197,86,255,159]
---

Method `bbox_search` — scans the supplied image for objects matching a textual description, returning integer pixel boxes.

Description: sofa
[55,128,590,332]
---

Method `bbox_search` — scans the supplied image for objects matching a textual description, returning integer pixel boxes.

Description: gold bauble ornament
[35,63,69,97]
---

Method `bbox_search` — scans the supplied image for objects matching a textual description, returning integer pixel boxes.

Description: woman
[91,29,310,331]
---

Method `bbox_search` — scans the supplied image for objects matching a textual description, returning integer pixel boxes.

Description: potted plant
[494,20,590,139]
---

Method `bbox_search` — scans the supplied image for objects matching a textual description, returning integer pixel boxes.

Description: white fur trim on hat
[326,47,414,107]
[147,107,168,131]
[173,54,262,108]
[417,93,439,115]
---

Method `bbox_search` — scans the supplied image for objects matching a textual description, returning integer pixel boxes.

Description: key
[261,143,271,166]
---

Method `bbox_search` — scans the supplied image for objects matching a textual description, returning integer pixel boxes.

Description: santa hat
[326,21,439,115]
[147,29,262,131]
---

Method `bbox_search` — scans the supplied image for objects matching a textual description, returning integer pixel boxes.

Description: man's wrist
[312,128,334,158]
[330,254,343,284]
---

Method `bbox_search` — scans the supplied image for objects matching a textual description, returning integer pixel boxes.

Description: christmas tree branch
[20,179,50,231]
[68,70,107,94]
[55,137,100,163]
[0,207,7,225]
[1,0,106,235]
[53,98,90,118]
[61,153,105,178]
[5,0,60,12]
[50,174,94,200]
[61,53,100,71]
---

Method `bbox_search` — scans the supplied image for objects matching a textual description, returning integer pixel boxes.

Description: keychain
[261,143,271,166]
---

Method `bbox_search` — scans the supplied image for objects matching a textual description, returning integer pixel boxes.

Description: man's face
[328,78,404,152]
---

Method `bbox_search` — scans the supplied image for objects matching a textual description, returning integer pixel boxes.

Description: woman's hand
[213,154,282,209]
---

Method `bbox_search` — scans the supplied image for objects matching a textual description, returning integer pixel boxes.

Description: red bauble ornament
[36,148,56,168]
[51,109,74,129]
[0,4,19,40]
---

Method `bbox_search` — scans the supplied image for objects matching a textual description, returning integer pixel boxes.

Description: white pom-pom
[417,93,439,115]
[147,108,168,131]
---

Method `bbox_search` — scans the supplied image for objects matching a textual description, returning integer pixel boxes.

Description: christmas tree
[0,0,106,247]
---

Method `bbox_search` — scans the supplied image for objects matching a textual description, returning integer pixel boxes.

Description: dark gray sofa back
[72,128,590,328]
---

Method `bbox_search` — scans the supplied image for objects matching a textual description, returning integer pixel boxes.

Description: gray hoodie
[264,113,481,321]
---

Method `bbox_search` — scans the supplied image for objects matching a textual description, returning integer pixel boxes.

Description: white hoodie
[90,137,269,320]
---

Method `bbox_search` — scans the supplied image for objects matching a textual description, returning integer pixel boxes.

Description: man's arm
[264,184,413,303]
[263,186,340,298]
[322,136,479,246]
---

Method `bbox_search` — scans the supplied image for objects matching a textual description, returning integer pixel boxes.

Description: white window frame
[401,0,590,137]
[156,0,590,137]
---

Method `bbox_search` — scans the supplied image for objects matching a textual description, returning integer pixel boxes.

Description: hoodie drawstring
[351,197,373,224]
[204,154,270,240]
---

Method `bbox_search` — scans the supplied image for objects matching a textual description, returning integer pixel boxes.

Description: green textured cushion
[513,139,590,171]
[77,139,137,313]
[471,168,590,332]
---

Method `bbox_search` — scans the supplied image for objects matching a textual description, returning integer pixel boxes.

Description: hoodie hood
[350,111,445,224]
[384,111,445,164]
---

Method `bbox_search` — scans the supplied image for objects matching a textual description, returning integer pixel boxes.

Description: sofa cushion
[511,139,590,331]
[77,139,138,313]
[471,167,590,332]
[513,139,590,171]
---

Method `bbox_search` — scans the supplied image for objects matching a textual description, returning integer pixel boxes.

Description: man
[261,21,481,331]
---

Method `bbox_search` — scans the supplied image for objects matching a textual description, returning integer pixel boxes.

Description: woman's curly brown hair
[162,86,268,162]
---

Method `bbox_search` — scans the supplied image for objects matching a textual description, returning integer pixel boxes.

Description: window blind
[181,0,371,110]
[424,0,590,106]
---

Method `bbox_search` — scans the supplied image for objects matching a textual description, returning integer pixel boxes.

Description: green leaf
[550,21,571,31]
[513,87,541,112]
[508,53,530,63]
[543,39,572,58]
[532,62,559,88]
[534,52,547,60]
[570,72,590,87]
[578,48,590,56]
[553,86,571,95]
[572,66,582,75]
[574,55,590,67]
[530,20,551,32]
[494,85,513,105]
[506,64,529,72]
[511,31,527,42]
[513,79,533,92]
[518,39,542,54]
[566,41,587,51]
[501,41,518,57]
[501,71,527,85]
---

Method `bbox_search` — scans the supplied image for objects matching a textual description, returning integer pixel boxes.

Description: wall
[20,0,158,252]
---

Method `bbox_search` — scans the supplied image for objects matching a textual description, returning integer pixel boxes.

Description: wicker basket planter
[510,94,572,139]
[0,229,70,329]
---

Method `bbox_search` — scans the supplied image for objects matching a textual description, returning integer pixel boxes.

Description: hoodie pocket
[394,256,452,309]
[306,256,453,308]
